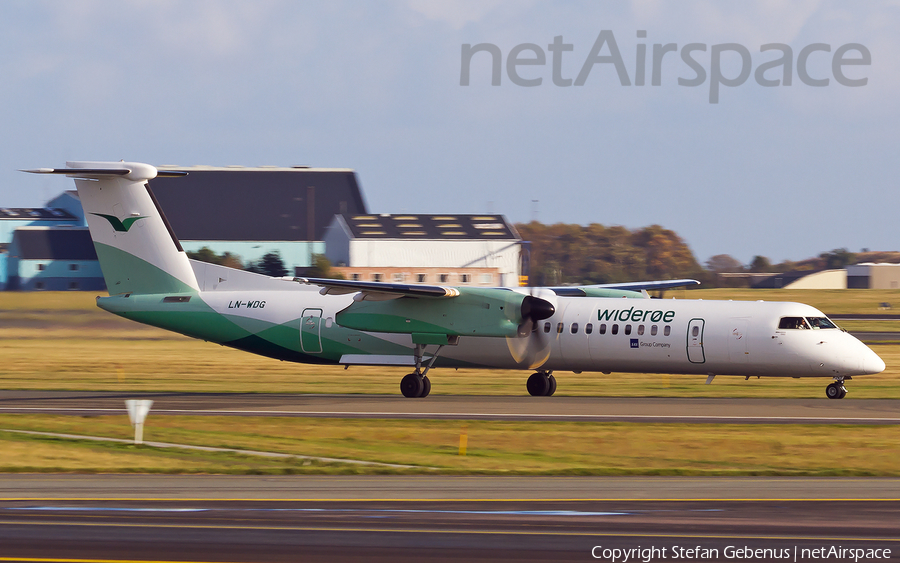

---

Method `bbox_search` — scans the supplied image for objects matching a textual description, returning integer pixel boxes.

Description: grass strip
[0,414,898,476]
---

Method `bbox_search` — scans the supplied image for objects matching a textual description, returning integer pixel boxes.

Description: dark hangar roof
[148,166,368,242]
[11,228,98,260]
[1,207,78,220]
[337,214,520,240]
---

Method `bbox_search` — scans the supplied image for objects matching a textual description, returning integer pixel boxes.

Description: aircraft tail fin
[23,161,199,295]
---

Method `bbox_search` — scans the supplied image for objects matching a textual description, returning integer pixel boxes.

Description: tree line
[187,224,895,287]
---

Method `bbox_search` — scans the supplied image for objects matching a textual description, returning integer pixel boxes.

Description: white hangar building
[323,214,525,288]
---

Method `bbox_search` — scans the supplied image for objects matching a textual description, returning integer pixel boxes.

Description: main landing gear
[400,343,443,398]
[826,377,849,400]
[526,371,557,397]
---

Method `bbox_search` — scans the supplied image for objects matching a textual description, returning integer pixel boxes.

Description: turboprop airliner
[24,161,885,399]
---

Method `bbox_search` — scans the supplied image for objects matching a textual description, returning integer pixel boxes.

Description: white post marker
[125,400,153,445]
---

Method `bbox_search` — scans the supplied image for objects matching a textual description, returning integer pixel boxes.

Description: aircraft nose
[862,347,886,375]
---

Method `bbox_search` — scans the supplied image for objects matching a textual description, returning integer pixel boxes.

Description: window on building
[570,323,579,334]
[372,273,383,282]
[416,274,427,283]
[69,263,79,271]
[36,264,45,271]
[585,323,593,335]
[351,273,361,281]
[34,281,45,290]
[480,273,492,284]
[393,273,405,282]
[439,274,449,283]
[68,281,79,290]
[460,274,471,283]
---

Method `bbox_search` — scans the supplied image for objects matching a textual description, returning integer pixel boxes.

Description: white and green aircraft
[25,161,885,399]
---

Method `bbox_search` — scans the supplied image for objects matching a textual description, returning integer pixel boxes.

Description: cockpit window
[806,317,837,329]
[778,317,810,330]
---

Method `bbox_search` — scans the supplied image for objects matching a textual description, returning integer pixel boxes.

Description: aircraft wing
[294,277,460,299]
[581,279,701,291]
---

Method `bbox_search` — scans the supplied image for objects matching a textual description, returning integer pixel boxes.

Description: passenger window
[571,323,579,334]
[543,322,551,333]
[585,323,593,335]
[557,322,564,334]
[664,326,671,336]
[692,326,699,337]
[624,325,632,336]
[637,324,645,336]
[612,324,619,335]
[599,323,607,335]
[778,317,809,330]
[651,325,658,336]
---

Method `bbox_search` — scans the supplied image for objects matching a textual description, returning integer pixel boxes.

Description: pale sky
[1,1,897,265]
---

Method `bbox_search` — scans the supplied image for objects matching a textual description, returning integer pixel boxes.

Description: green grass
[1,414,899,476]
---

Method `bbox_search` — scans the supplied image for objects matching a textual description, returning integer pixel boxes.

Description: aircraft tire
[526,372,550,397]
[825,382,843,400]
[547,374,557,396]
[420,375,431,398]
[401,373,425,398]
[837,386,847,399]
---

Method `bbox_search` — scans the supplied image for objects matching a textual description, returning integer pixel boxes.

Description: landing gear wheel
[401,373,425,398]
[825,382,846,400]
[420,375,431,398]
[526,372,554,397]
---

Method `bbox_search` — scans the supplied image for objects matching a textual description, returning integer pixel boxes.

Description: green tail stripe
[94,242,197,295]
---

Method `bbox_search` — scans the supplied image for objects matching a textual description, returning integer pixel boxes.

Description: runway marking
[3,497,900,502]
[1,407,899,424]
[0,558,231,563]
[5,506,633,516]
[0,519,897,542]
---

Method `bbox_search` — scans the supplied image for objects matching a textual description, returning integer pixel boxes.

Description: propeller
[517,294,556,337]
[505,287,557,370]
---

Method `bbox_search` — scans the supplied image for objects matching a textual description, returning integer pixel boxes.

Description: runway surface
[1,391,899,424]
[1,476,898,562]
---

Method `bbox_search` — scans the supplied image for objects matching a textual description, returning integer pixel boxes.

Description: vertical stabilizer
[24,161,199,295]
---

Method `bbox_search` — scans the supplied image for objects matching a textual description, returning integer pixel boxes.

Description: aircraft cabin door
[686,318,706,364]
[300,308,324,354]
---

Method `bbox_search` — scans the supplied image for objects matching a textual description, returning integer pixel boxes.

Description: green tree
[247,251,288,277]
[186,247,243,269]
[306,254,345,279]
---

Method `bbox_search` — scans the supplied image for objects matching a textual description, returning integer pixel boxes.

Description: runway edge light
[125,399,153,445]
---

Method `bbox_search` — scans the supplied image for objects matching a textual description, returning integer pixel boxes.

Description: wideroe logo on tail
[91,213,147,232]
[598,307,675,323]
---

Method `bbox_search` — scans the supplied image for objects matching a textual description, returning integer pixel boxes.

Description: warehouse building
[323,213,524,287]
[149,165,368,271]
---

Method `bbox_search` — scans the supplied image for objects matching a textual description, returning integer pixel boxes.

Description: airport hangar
[1,165,527,290]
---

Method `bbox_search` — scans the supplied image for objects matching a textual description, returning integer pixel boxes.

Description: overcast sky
[1,1,896,266]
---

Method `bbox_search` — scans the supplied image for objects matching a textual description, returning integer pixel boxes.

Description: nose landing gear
[526,371,557,396]
[826,377,848,399]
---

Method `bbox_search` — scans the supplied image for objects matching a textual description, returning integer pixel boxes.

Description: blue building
[1,194,88,290]
[6,227,104,290]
